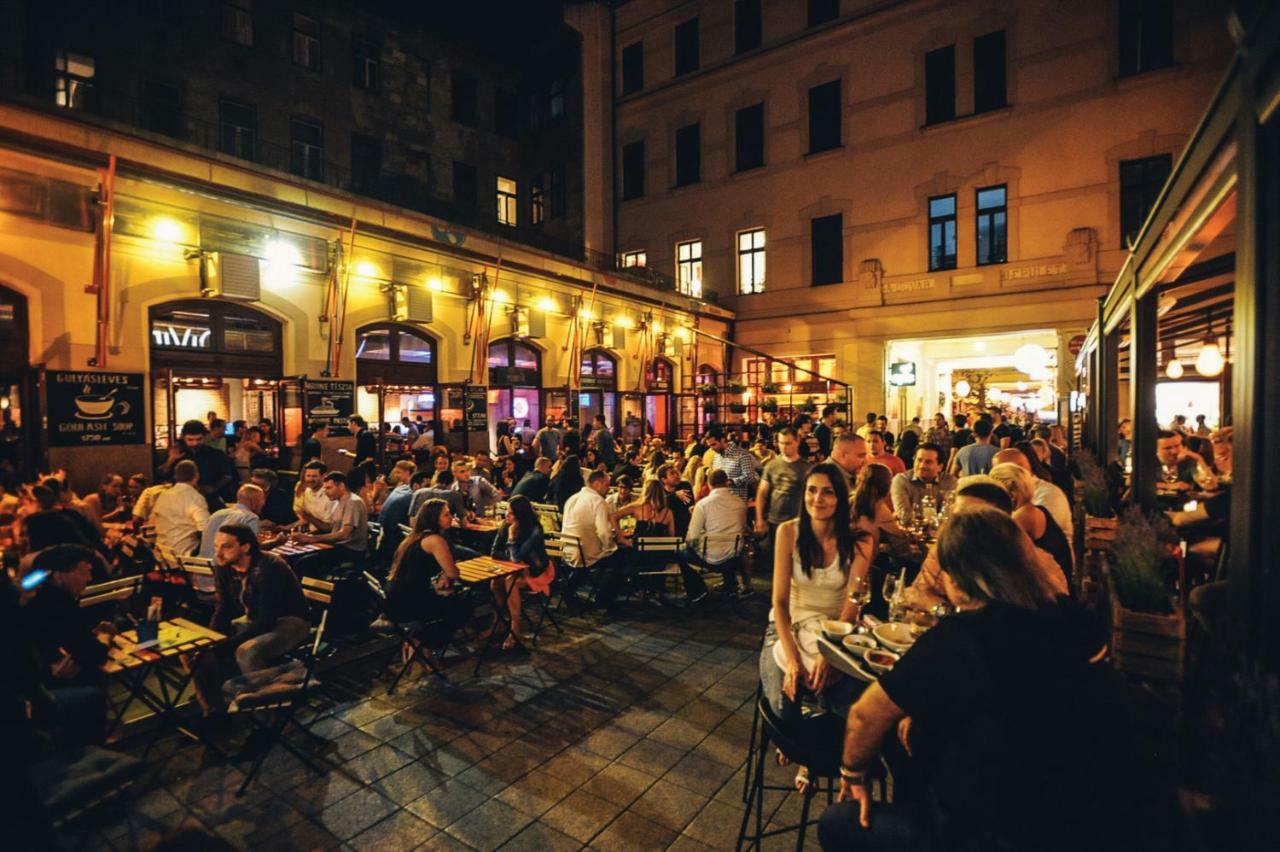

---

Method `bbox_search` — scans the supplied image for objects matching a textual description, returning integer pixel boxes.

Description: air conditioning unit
[200,251,261,301]
[388,284,433,323]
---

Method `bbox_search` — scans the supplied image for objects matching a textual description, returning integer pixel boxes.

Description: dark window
[675,123,700,187]
[975,185,1007,265]
[218,100,255,159]
[808,0,839,28]
[452,69,478,126]
[811,213,843,285]
[621,41,644,95]
[221,0,253,46]
[453,161,477,209]
[549,80,565,119]
[1119,0,1173,77]
[350,133,380,193]
[735,102,765,171]
[549,166,566,217]
[352,38,379,91]
[674,18,699,76]
[621,140,645,201]
[928,194,957,271]
[735,0,762,54]
[531,180,545,225]
[54,51,94,110]
[291,13,320,71]
[139,80,181,136]
[289,119,323,180]
[973,30,1006,113]
[808,80,842,153]
[925,45,955,124]
[494,88,521,138]
[1119,154,1172,246]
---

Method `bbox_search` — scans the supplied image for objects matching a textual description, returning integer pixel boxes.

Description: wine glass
[848,575,872,622]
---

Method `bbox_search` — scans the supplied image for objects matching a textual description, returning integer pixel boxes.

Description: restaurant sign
[465,385,488,431]
[305,380,354,432]
[888,361,917,387]
[47,370,146,446]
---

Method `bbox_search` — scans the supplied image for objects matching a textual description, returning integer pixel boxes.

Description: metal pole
[1129,289,1158,512]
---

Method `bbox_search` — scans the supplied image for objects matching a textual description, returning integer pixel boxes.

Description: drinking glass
[881,571,899,605]
[848,575,872,620]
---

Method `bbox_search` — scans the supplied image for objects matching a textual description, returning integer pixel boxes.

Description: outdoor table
[101,617,226,748]
[818,636,877,684]
[270,539,334,559]
[455,555,527,674]
[459,517,504,553]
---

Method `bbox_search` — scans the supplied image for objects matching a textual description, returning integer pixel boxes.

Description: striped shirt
[711,444,760,501]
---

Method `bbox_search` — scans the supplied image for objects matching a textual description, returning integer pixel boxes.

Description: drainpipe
[89,154,116,367]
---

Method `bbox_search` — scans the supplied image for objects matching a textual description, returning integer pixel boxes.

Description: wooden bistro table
[455,554,527,674]
[101,617,227,749]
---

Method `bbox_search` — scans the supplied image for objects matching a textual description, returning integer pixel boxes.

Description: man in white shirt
[152,460,210,555]
[560,470,624,609]
[296,471,368,557]
[293,461,336,532]
[686,470,748,596]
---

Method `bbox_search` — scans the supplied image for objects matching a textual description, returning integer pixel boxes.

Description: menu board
[305,380,354,432]
[465,385,488,431]
[47,370,146,446]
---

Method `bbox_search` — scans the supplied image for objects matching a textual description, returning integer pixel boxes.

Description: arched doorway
[0,285,35,481]
[578,348,618,430]
[355,323,439,455]
[148,299,286,458]
[696,363,719,428]
[645,356,676,437]
[486,337,541,449]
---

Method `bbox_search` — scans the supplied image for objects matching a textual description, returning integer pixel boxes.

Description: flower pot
[1106,569,1186,686]
[1084,514,1117,551]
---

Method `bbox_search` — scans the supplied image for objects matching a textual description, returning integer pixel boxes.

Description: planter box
[1084,514,1117,551]
[1106,570,1186,686]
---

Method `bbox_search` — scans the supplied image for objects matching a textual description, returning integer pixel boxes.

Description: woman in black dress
[385,498,466,656]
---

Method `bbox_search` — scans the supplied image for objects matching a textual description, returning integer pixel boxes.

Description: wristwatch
[839,766,867,784]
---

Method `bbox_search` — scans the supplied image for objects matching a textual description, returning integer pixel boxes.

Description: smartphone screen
[21,569,50,591]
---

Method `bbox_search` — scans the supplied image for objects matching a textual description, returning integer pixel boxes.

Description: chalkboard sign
[306,380,354,432]
[47,370,146,446]
[465,385,488,431]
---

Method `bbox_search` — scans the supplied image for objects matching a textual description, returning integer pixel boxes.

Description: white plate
[841,634,877,653]
[822,620,854,641]
[873,622,916,653]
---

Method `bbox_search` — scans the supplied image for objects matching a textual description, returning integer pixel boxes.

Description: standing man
[301,421,328,466]
[159,419,236,510]
[705,427,759,502]
[813,405,839,459]
[889,443,956,516]
[989,409,1013,449]
[534,415,562,459]
[875,415,895,448]
[755,426,811,571]
[949,417,1000,477]
[349,415,377,465]
[856,412,878,440]
[794,414,821,462]
[867,431,906,476]
[828,432,869,491]
[592,414,617,469]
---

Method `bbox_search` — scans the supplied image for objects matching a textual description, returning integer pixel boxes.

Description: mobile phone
[21,569,50,591]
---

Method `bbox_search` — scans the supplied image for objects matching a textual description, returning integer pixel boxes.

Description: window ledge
[1114,64,1180,89]
[804,145,845,162]
[669,181,702,194]
[920,105,1012,135]
[730,165,766,180]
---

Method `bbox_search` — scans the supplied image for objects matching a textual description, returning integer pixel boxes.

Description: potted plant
[761,382,779,395]
[702,400,719,415]
[801,397,817,414]
[1076,450,1116,550]
[729,402,747,414]
[1106,505,1186,685]
[698,384,718,398]
[760,398,779,414]
[727,381,746,395]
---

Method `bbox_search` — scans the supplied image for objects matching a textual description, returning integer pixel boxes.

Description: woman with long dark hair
[548,453,585,510]
[488,495,552,649]
[385,499,466,661]
[854,462,913,559]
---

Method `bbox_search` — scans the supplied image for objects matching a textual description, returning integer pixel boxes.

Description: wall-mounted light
[355,261,380,278]
[427,277,444,292]
[150,217,187,244]
[537,295,558,313]
[614,315,634,329]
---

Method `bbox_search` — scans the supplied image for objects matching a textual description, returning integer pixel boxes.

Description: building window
[676,240,703,297]
[811,213,843,285]
[54,51,94,110]
[497,176,518,226]
[928,194,957,271]
[549,166,565,218]
[620,250,646,268]
[925,45,955,125]
[621,140,645,201]
[735,0,762,54]
[352,38,379,91]
[549,80,565,119]
[453,161,478,209]
[808,80,841,153]
[675,123,700,187]
[1119,0,1173,77]
[452,69,478,127]
[291,13,320,71]
[221,0,253,46]
[218,100,256,159]
[621,41,644,96]
[808,0,839,28]
[494,88,521,138]
[1119,154,1172,246]
[973,30,1006,113]
[975,185,1007,265]
[350,133,380,193]
[139,80,181,136]
[530,180,545,225]
[674,18,699,76]
[735,103,765,172]
[289,119,323,180]
[738,228,766,295]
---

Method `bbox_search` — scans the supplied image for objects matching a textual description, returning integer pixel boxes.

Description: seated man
[292,461,336,532]
[1156,429,1217,492]
[686,469,748,597]
[889,442,956,517]
[376,459,418,562]
[152,459,210,556]
[295,472,369,566]
[511,457,553,503]
[250,468,297,527]
[451,460,501,516]
[560,470,622,609]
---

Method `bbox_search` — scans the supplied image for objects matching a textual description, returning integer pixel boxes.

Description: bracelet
[838,766,867,783]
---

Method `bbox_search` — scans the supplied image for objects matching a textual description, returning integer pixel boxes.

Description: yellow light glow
[262,240,303,287]
[578,306,596,320]
[675,327,692,342]
[652,321,664,334]
[427,277,444,292]
[537,296,558,313]
[150,218,186,243]
[782,383,793,393]
[490,289,512,304]
[1195,338,1224,377]
[355,261,380,278]
[614,315,634,329]
[1165,359,1184,379]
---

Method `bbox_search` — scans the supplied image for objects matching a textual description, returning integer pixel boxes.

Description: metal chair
[77,575,142,609]
[361,570,448,693]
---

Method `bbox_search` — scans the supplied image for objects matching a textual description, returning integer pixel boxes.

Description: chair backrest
[633,536,684,553]
[79,575,141,608]
[367,521,384,554]
[138,525,158,546]
[547,531,584,566]
[398,523,412,536]
[176,554,216,594]
[695,532,744,561]
[361,570,387,601]
[300,576,334,608]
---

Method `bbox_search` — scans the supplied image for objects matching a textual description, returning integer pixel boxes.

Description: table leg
[473,574,519,677]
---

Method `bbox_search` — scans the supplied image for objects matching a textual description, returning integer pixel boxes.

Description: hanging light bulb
[1013,343,1049,376]
[954,379,971,398]
[1195,336,1224,377]
[1165,358,1184,380]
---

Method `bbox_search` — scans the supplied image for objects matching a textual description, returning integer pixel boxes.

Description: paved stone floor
[56,590,833,851]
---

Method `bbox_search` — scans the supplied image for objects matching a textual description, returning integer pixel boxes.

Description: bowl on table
[822,620,854,641]
[861,647,901,674]
[841,634,877,654]
[873,622,916,653]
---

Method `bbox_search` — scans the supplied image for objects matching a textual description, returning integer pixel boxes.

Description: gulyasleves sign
[46,371,146,446]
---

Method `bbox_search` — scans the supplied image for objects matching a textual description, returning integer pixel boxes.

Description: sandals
[794,766,811,793]
[502,634,522,651]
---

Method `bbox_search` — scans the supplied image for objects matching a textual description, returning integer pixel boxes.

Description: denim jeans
[759,624,860,723]
[817,802,938,851]
[233,616,312,675]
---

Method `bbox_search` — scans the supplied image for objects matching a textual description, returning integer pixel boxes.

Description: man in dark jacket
[158,419,237,509]
[210,524,309,675]
[512,457,553,503]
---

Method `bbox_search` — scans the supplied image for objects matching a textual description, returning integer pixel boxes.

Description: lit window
[928,195,957,271]
[497,176,518,226]
[292,13,320,71]
[975,185,1007,265]
[620,250,647,268]
[737,229,765,294]
[54,51,94,110]
[676,240,703,298]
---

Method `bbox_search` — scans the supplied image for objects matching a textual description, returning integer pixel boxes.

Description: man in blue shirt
[376,459,418,562]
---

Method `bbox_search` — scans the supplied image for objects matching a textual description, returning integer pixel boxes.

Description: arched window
[355,323,437,385]
[487,338,541,386]
[647,357,675,392]
[696,364,718,387]
[580,348,617,389]
[148,299,282,375]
